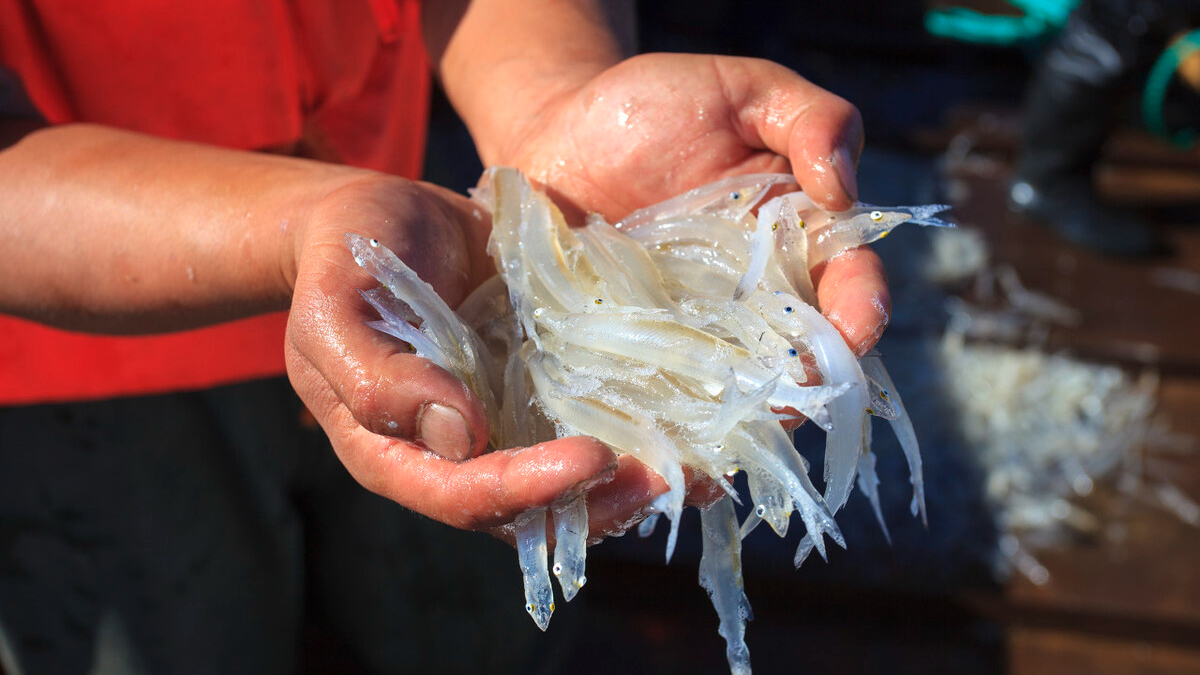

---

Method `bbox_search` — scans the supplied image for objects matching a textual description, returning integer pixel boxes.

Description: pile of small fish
[925,228,1199,584]
[347,168,951,675]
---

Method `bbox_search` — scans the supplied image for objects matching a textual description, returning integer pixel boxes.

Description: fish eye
[369,238,380,247]
[798,218,806,229]
[787,348,798,357]
[526,603,536,613]
[783,306,794,314]
[594,298,603,305]
[754,505,766,517]
[729,191,742,201]
[880,390,889,399]
[869,210,883,221]
[552,562,564,575]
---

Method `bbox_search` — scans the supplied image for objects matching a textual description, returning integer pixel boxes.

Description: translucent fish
[345,167,939,667]
[804,202,953,266]
[515,509,554,631]
[773,197,817,307]
[637,512,661,538]
[860,354,927,525]
[552,496,589,602]
[865,371,900,420]
[619,173,790,230]
[856,421,892,544]
[733,195,784,301]
[699,497,753,675]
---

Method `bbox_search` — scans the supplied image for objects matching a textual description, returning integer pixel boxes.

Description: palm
[508,53,861,222]
[508,53,888,357]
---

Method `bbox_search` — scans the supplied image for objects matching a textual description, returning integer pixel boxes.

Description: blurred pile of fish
[924,226,1199,585]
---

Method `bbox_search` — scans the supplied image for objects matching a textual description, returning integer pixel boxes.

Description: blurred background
[355,1,1200,673]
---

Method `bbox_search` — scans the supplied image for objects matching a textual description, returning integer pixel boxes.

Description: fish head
[837,208,912,237]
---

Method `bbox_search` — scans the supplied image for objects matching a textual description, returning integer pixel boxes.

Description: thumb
[287,239,491,461]
[718,57,864,210]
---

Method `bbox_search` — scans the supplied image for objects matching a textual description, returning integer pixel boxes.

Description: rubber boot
[1009,0,1165,256]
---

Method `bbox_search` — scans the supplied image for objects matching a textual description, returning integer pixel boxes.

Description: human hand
[500,53,890,357]
[284,174,720,537]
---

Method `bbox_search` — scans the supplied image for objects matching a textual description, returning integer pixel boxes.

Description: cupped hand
[502,53,890,356]
[283,174,715,537]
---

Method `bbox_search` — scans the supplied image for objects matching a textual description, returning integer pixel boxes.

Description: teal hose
[924,0,1078,45]
[1142,29,1200,149]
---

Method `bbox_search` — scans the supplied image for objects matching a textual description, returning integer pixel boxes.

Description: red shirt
[0,0,430,404]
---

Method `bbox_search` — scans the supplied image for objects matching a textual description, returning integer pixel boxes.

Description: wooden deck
[574,115,1200,675]
[954,121,1200,674]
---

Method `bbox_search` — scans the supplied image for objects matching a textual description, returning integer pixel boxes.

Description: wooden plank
[1002,375,1200,622]
[1010,626,1200,675]
[945,163,1200,374]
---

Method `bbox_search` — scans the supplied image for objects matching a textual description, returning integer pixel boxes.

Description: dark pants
[0,378,551,674]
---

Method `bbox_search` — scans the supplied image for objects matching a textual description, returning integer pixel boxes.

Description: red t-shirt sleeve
[0,0,430,404]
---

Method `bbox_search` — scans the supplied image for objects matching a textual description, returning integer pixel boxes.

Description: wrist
[428,0,625,168]
[462,61,611,168]
[291,175,494,311]
[278,166,382,296]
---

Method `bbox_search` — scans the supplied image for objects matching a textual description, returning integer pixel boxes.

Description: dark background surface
[423,0,1200,672]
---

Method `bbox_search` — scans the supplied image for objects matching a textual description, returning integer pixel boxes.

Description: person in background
[0,1,890,672]
[1009,0,1200,256]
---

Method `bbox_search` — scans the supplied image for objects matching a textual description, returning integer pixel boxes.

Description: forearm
[425,0,634,166]
[0,123,368,333]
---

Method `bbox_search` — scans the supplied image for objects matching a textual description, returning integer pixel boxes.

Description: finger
[717,57,864,210]
[811,246,891,356]
[583,455,670,538]
[289,361,621,529]
[288,237,489,461]
[582,459,728,540]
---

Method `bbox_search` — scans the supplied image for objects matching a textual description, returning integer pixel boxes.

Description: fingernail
[831,146,858,203]
[417,403,473,461]
[855,313,890,358]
